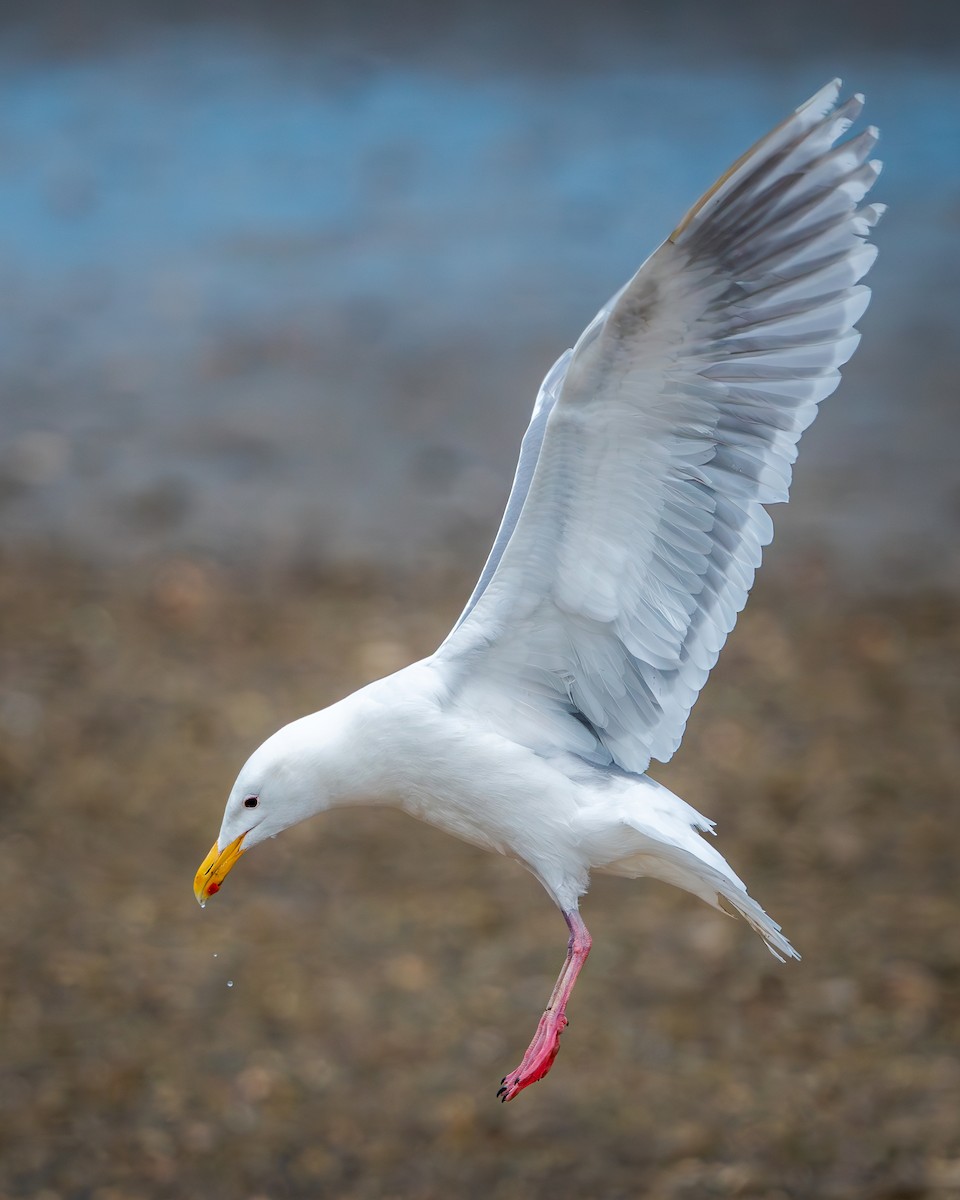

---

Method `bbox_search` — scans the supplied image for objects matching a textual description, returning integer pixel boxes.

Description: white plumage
[196,81,883,1102]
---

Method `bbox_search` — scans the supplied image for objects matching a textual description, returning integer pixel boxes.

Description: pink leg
[497,910,592,1102]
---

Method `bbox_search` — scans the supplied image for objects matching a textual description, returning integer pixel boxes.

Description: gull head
[193,710,346,905]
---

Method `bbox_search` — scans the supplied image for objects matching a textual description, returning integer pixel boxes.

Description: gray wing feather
[433,81,884,776]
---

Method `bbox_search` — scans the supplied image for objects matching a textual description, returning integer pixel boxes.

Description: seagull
[195,81,882,1102]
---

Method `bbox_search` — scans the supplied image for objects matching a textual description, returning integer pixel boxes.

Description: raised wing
[451,347,572,632]
[432,81,884,776]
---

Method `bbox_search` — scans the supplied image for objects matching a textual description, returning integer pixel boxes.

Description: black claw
[500,1076,506,1085]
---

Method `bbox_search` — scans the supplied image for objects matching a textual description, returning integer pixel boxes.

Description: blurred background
[2,2,959,1197]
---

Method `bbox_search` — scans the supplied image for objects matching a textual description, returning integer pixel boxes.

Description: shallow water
[2,27,959,587]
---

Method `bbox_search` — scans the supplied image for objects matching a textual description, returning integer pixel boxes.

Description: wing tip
[671,80,872,247]
[797,78,842,115]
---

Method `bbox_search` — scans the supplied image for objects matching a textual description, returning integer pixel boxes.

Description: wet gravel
[2,550,959,1199]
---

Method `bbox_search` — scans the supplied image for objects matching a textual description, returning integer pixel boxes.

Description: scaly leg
[497,909,592,1102]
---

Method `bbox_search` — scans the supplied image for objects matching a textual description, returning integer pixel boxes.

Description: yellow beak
[194,833,246,905]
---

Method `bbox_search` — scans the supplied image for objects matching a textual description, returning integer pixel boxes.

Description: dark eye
[243,796,259,809]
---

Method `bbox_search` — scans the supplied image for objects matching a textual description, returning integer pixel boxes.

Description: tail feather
[605,841,799,962]
[709,868,799,962]
[592,775,799,961]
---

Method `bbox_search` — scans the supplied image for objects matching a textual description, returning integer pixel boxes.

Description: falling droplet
[200,902,206,910]
[213,953,218,958]
[227,980,234,988]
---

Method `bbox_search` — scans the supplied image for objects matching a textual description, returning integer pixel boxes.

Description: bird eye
[243,796,259,809]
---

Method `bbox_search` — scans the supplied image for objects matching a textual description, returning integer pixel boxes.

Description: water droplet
[227,980,234,988]
[213,953,218,958]
[200,902,206,910]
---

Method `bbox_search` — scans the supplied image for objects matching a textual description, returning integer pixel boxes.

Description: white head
[193,707,353,904]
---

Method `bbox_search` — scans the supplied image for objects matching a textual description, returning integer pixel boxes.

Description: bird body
[196,80,882,1101]
[233,664,792,952]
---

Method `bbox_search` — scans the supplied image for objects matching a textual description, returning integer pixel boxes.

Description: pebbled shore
[2,550,958,1198]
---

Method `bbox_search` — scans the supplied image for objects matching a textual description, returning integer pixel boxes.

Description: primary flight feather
[195,81,883,1102]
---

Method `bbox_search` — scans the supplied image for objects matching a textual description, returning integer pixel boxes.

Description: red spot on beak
[194,832,246,905]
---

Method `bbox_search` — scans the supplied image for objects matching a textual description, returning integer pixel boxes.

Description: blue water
[2,34,959,584]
